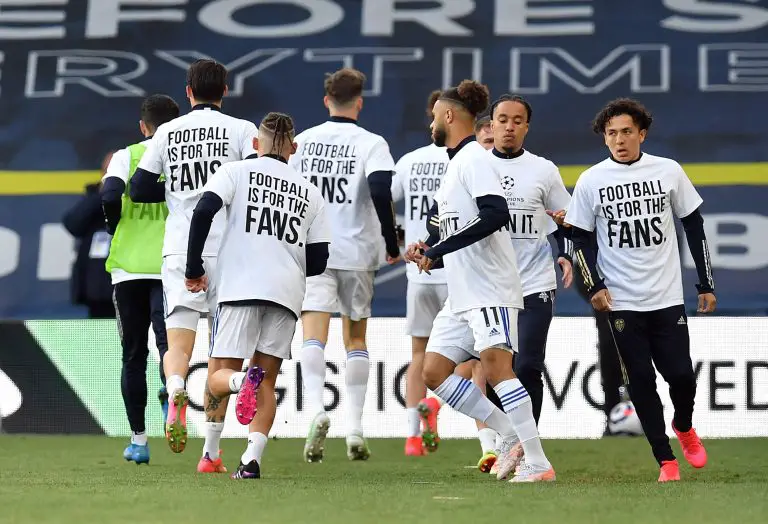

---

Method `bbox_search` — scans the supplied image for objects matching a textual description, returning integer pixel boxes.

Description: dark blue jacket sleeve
[552,225,573,263]
[306,242,330,277]
[368,170,400,258]
[185,192,223,279]
[423,195,509,261]
[129,168,165,203]
[100,178,125,235]
[680,208,715,294]
[62,185,105,238]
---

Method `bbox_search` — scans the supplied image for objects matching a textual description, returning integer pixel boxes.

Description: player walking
[101,94,180,464]
[390,90,449,456]
[185,112,330,479]
[565,98,715,482]
[289,68,400,462]
[129,59,258,472]
[407,80,555,483]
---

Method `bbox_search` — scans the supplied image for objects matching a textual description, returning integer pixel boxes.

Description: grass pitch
[1,436,766,524]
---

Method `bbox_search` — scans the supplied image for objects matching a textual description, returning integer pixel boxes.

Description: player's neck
[610,151,643,165]
[445,124,475,149]
[445,133,475,158]
[492,145,524,159]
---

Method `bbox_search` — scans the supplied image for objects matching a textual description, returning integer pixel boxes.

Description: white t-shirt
[204,156,331,318]
[102,138,160,284]
[392,143,449,284]
[137,106,258,257]
[565,153,703,312]
[488,149,572,296]
[289,119,396,271]
[432,140,523,313]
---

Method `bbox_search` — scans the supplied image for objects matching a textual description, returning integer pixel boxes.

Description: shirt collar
[192,103,221,112]
[329,116,357,125]
[492,147,525,159]
[263,153,287,164]
[447,135,475,159]
[609,151,643,166]
[245,153,259,160]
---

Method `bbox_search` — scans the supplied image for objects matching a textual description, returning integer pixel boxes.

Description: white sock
[167,374,185,397]
[478,428,498,454]
[131,431,147,446]
[203,422,224,459]
[406,407,420,438]
[483,407,518,440]
[494,378,549,468]
[241,432,268,465]
[345,349,369,435]
[229,371,246,393]
[300,340,326,417]
[433,375,495,423]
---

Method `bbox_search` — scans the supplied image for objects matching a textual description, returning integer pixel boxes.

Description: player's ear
[185,85,193,99]
[357,97,363,112]
[139,120,146,136]
[639,129,647,144]
[323,95,330,109]
[252,137,259,152]
[223,85,229,98]
[291,141,298,154]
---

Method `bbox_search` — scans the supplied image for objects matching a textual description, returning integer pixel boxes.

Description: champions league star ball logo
[501,176,515,192]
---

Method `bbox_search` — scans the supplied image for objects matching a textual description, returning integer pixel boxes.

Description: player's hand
[418,255,434,275]
[557,257,573,288]
[405,241,428,263]
[591,288,612,312]
[546,209,569,227]
[697,292,717,314]
[185,274,208,293]
[386,254,402,265]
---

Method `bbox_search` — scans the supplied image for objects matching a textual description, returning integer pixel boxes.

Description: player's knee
[422,365,447,391]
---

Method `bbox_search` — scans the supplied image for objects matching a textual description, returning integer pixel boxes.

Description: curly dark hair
[592,98,653,134]
[439,80,489,117]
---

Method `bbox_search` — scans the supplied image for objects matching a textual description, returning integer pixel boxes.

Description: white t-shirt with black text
[203,156,331,318]
[433,141,523,313]
[488,149,571,296]
[103,138,160,284]
[137,106,258,257]
[289,120,395,271]
[392,143,448,284]
[565,153,703,311]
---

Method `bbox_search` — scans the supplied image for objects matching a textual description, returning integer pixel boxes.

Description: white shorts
[209,304,297,361]
[302,269,375,321]
[406,282,449,338]
[162,255,218,330]
[426,300,519,364]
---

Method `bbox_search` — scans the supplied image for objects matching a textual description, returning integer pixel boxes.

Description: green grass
[1,436,767,524]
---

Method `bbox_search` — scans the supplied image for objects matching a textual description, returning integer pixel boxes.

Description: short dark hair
[426,89,442,119]
[140,94,180,130]
[187,59,227,103]
[324,68,366,106]
[260,112,296,156]
[592,98,653,134]
[474,111,491,133]
[439,79,490,117]
[490,94,532,123]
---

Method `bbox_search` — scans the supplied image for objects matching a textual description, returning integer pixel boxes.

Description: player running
[407,80,555,483]
[185,112,330,479]
[390,90,449,456]
[289,68,400,462]
[101,94,180,464]
[129,59,257,472]
[565,98,715,482]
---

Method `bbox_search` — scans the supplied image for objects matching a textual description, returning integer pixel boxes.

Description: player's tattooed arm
[204,382,225,423]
